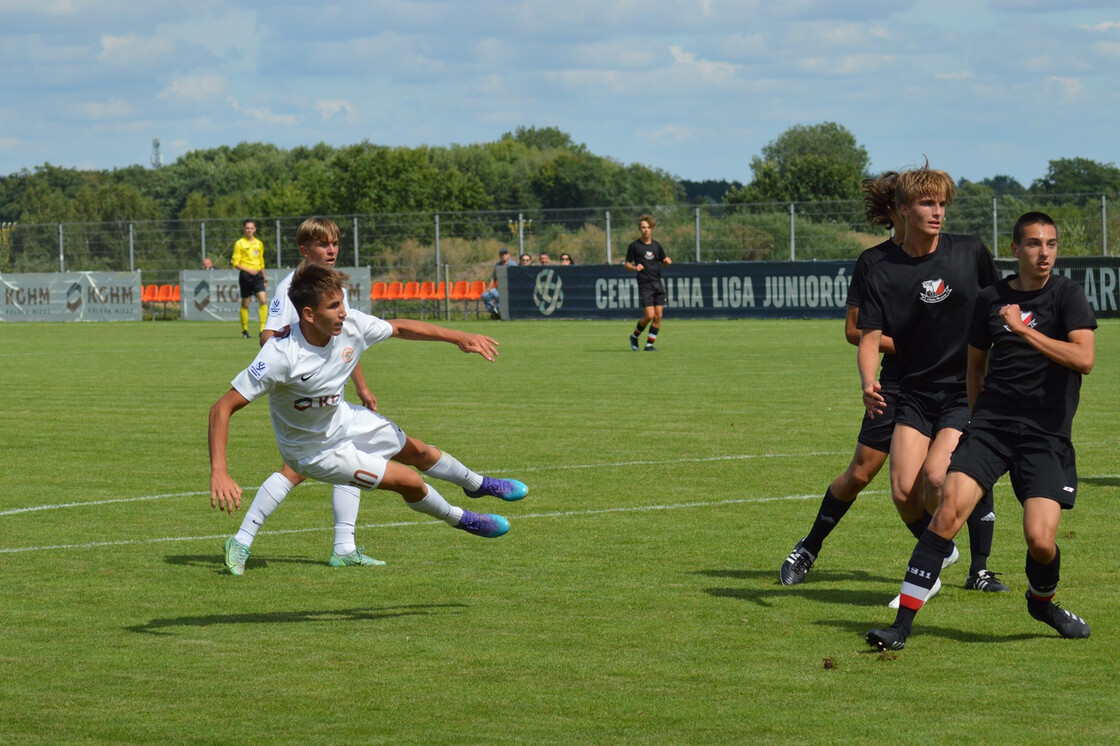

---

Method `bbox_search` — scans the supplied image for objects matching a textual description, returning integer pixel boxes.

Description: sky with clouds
[1,0,1118,189]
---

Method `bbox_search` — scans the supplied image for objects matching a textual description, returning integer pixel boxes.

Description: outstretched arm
[389,319,499,361]
[209,388,252,514]
[1000,304,1094,375]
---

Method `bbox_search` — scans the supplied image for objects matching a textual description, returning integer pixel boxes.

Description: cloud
[936,70,974,81]
[159,74,227,104]
[1044,75,1084,98]
[226,97,297,126]
[639,124,690,144]
[70,99,133,120]
[98,33,175,66]
[315,99,356,122]
[1080,21,1120,32]
[668,45,739,85]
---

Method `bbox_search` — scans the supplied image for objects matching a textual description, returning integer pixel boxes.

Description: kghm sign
[0,272,141,322]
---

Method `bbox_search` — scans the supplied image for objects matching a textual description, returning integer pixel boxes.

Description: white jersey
[264,269,352,333]
[232,309,393,464]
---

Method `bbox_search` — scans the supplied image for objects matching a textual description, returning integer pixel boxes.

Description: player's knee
[1024,531,1056,562]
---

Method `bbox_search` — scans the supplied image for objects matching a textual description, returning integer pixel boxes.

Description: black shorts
[639,281,666,308]
[857,385,898,453]
[949,420,1077,508]
[239,270,266,298]
[895,386,969,438]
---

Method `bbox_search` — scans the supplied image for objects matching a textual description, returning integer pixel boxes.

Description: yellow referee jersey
[231,237,266,272]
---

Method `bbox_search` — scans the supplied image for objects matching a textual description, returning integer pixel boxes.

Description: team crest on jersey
[1004,309,1037,332]
[249,359,269,380]
[919,278,952,304]
[269,297,282,315]
[342,347,355,363]
[644,250,656,261]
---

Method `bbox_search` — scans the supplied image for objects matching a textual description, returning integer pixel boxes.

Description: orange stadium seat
[415,281,435,319]
[370,281,388,302]
[171,285,181,302]
[141,284,159,303]
[467,280,487,319]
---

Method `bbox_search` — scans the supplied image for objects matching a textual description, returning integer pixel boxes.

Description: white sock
[332,484,362,556]
[235,472,295,547]
[423,451,483,491]
[406,484,465,526]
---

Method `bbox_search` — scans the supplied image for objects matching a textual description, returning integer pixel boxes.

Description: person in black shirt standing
[626,214,672,351]
[868,212,1096,650]
[858,165,1005,605]
[780,172,905,583]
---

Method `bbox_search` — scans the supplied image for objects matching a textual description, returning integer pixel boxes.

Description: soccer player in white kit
[209,260,527,575]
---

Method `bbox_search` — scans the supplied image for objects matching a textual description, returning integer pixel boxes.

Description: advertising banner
[502,262,854,320]
[504,257,1120,320]
[0,271,141,322]
[179,267,370,321]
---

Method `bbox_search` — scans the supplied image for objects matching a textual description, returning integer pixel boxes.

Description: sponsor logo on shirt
[269,297,282,315]
[293,394,341,411]
[919,278,952,304]
[249,360,269,380]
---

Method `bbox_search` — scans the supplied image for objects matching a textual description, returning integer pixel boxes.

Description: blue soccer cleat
[464,476,528,502]
[454,510,510,538]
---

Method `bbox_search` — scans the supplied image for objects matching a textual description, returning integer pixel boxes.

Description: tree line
[2,123,1118,229]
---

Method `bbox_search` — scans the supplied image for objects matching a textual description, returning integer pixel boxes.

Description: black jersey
[849,239,900,387]
[859,233,998,389]
[626,239,667,284]
[969,274,1096,437]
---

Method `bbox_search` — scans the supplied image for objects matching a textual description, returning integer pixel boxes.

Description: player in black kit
[857,165,1006,605]
[867,212,1096,650]
[625,214,672,351]
[780,173,906,583]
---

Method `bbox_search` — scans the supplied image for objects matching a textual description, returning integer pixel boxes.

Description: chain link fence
[1,194,1113,286]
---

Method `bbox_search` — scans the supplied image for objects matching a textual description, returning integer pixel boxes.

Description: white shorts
[289,404,407,490]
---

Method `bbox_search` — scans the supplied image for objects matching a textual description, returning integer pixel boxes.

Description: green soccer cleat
[223,537,250,576]
[328,547,387,567]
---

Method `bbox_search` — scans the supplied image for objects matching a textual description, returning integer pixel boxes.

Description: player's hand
[663,257,672,266]
[457,333,499,361]
[999,303,1025,333]
[210,471,243,514]
[358,388,378,411]
[862,380,886,419]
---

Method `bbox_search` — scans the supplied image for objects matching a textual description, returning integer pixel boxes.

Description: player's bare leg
[395,436,528,502]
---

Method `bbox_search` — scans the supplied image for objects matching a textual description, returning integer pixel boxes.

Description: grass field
[2,317,1119,744]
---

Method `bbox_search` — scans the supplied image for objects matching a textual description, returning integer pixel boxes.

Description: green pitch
[2,318,1118,743]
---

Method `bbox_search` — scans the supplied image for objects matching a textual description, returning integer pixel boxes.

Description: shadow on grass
[1080,476,1120,488]
[126,604,467,636]
[813,618,1048,647]
[164,553,327,573]
[695,567,902,608]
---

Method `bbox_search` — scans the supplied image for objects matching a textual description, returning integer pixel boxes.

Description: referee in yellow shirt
[231,218,268,339]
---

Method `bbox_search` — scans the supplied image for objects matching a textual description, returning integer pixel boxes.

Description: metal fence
[1,194,1113,286]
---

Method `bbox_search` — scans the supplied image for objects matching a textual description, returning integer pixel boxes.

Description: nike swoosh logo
[300,373,314,381]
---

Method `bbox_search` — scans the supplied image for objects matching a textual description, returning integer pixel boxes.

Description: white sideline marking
[0,451,847,517]
[0,492,830,555]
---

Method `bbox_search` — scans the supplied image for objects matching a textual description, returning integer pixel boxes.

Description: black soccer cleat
[965,569,1010,592]
[629,335,640,351]
[866,625,908,651]
[780,539,815,585]
[1026,591,1090,639]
